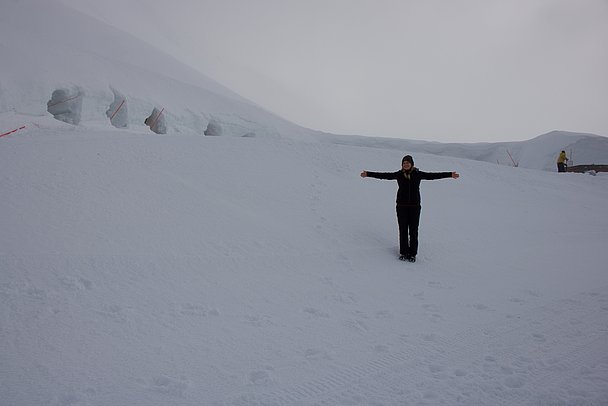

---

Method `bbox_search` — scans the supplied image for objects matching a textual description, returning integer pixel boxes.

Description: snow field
[1,121,607,405]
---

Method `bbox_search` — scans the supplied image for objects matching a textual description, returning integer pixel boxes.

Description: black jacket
[366,168,452,206]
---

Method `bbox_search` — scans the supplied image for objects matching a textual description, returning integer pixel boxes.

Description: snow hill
[2,1,608,405]
[0,0,312,139]
[1,0,607,171]
[323,130,608,172]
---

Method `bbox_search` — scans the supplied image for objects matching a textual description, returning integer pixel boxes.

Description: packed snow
[2,117,608,406]
[2,1,608,405]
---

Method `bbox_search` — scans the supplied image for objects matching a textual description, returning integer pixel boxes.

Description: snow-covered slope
[323,130,608,172]
[1,121,608,405]
[0,0,312,138]
[2,2,608,404]
[2,1,606,171]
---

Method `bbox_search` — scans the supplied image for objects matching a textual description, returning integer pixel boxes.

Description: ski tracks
[217,288,608,406]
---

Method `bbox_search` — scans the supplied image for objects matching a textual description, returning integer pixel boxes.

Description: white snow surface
[2,120,608,406]
[2,1,608,405]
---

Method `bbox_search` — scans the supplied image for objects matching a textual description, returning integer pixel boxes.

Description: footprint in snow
[423,303,440,312]
[374,344,390,353]
[148,375,189,397]
[244,314,274,327]
[248,367,274,386]
[59,277,93,291]
[344,318,369,332]
[178,303,220,317]
[375,310,393,319]
[504,375,526,389]
[305,348,332,361]
[454,369,467,377]
[525,289,542,298]
[304,307,330,318]
[532,333,547,342]
[52,391,94,406]
[96,304,127,323]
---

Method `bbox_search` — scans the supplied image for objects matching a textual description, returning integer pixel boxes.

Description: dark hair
[402,155,414,165]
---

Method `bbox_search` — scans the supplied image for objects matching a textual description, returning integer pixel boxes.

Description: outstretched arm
[360,170,399,180]
[419,171,460,180]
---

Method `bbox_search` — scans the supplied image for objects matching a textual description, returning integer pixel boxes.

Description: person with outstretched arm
[361,155,459,262]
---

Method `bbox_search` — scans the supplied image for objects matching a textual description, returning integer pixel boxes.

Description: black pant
[396,205,421,257]
[557,163,566,172]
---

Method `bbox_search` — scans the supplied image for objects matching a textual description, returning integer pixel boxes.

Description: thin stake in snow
[0,125,26,138]
[148,107,164,131]
[47,93,82,108]
[506,149,518,167]
[109,99,126,120]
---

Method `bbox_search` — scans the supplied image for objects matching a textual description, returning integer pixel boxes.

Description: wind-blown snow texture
[1,1,608,405]
[2,120,608,406]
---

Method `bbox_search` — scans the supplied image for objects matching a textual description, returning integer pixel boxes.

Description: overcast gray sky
[66,0,608,142]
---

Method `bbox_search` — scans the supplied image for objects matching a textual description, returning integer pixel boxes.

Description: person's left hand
[452,172,460,179]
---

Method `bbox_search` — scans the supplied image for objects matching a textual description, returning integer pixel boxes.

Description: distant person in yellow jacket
[557,151,569,172]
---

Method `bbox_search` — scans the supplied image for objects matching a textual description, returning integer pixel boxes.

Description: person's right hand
[360,171,368,178]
